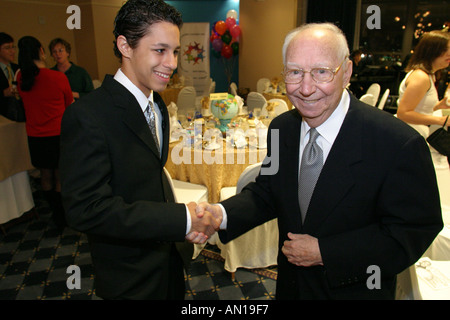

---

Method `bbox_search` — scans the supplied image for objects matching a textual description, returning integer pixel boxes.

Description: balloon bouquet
[210,10,241,88]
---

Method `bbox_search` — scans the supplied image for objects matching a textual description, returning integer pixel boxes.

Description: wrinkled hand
[185,202,220,244]
[281,233,323,267]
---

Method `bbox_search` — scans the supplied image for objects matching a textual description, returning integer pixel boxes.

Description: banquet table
[157,85,183,106]
[165,140,267,203]
[0,115,35,226]
[262,92,293,109]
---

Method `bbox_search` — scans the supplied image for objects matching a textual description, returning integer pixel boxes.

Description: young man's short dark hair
[112,0,183,59]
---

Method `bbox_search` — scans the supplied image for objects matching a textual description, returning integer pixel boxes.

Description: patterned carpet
[0,176,277,300]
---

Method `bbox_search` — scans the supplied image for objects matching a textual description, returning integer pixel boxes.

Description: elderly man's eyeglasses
[282,57,348,84]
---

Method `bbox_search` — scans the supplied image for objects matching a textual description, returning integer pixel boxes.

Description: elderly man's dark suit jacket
[220,93,443,299]
[60,75,192,299]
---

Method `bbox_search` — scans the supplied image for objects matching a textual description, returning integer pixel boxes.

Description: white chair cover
[217,163,279,273]
[377,89,390,110]
[177,86,196,115]
[366,83,381,106]
[163,168,208,259]
[359,93,375,106]
[256,78,270,93]
[261,98,289,117]
[246,92,267,112]
[230,82,237,96]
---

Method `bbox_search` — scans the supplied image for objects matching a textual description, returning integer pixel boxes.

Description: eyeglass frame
[282,56,349,84]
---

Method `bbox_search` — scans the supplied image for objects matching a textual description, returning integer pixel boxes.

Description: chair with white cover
[365,83,381,106]
[359,93,375,106]
[261,98,289,117]
[177,86,196,115]
[230,82,238,96]
[246,92,267,112]
[377,89,390,110]
[163,168,208,259]
[256,78,270,93]
[218,162,279,279]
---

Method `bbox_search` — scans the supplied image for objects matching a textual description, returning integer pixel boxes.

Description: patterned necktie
[6,65,13,85]
[145,101,160,155]
[298,128,323,224]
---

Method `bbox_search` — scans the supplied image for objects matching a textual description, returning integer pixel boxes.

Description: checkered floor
[0,177,276,300]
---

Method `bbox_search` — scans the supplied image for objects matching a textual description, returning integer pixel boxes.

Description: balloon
[231,42,239,55]
[230,25,241,38]
[210,31,220,43]
[221,31,232,45]
[221,45,233,59]
[225,17,236,30]
[226,9,238,20]
[212,38,223,52]
[215,21,227,35]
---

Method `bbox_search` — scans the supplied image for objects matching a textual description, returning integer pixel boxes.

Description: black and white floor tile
[0,176,276,300]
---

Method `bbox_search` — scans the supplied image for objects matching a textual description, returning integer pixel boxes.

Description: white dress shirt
[218,89,351,230]
[114,69,192,234]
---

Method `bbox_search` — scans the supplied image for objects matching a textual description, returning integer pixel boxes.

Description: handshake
[185,202,223,244]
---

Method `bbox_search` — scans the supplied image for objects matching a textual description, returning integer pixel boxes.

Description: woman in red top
[17,36,73,230]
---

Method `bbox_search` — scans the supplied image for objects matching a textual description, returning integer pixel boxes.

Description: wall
[0,0,76,68]
[1,0,299,92]
[239,0,298,91]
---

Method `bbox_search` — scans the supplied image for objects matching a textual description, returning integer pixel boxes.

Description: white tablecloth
[0,171,35,224]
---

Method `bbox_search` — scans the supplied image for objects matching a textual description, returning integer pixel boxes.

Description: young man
[60,0,219,300]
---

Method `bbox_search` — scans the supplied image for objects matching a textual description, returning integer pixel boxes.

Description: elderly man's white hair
[282,22,350,66]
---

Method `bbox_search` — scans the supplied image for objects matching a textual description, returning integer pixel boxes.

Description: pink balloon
[230,25,241,38]
[225,17,236,30]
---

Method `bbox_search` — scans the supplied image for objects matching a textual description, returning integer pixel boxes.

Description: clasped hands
[185,202,323,267]
[185,202,223,244]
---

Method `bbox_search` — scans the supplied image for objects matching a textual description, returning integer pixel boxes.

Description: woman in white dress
[397,30,450,219]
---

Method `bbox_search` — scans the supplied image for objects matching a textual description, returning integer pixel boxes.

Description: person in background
[397,29,450,210]
[0,32,19,117]
[196,23,443,300]
[16,36,73,230]
[49,38,94,100]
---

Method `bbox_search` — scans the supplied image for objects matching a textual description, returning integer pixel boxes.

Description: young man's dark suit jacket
[220,93,443,300]
[0,62,19,117]
[60,75,192,300]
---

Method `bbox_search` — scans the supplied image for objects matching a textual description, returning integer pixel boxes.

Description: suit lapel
[154,92,170,165]
[102,76,163,161]
[303,97,363,233]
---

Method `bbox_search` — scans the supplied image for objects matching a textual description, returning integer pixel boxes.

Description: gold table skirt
[165,141,267,203]
[0,115,33,182]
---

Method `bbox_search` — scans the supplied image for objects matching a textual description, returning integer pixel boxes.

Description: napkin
[228,129,247,148]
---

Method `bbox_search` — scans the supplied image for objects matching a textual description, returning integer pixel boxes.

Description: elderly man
[197,23,442,299]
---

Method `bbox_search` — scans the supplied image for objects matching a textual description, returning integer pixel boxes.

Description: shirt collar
[114,68,154,112]
[301,89,350,145]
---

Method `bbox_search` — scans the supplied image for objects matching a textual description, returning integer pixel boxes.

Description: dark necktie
[145,101,160,155]
[298,128,323,224]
